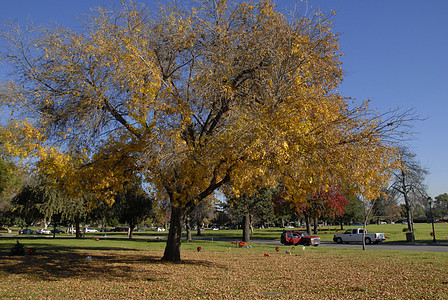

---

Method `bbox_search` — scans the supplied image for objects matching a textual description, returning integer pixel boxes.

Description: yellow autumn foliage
[0,0,412,260]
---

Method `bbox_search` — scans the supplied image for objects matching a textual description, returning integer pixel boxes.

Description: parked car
[281,231,320,246]
[50,228,64,234]
[36,229,51,234]
[333,228,385,244]
[84,228,98,233]
[114,227,128,232]
[20,229,34,234]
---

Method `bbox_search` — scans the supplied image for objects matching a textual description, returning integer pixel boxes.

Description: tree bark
[242,214,251,242]
[75,218,81,239]
[249,214,254,239]
[404,195,415,241]
[313,216,318,234]
[186,216,192,242]
[196,219,202,236]
[162,206,185,262]
[401,169,415,241]
[128,224,134,239]
[52,215,57,239]
[362,221,367,250]
[305,214,311,234]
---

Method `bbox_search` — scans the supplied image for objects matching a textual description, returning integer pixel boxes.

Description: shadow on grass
[0,240,228,282]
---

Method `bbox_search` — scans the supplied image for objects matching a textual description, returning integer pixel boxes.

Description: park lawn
[7,222,448,243]
[178,223,448,243]
[0,238,447,299]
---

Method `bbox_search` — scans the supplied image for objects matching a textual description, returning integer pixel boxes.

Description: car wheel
[303,241,310,246]
[335,237,342,244]
[365,237,371,244]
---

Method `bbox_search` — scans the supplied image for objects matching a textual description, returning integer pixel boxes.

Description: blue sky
[1,0,446,198]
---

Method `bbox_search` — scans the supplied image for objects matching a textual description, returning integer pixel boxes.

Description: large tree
[1,0,412,261]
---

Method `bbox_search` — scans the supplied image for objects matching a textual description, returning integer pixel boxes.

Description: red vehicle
[281,231,320,246]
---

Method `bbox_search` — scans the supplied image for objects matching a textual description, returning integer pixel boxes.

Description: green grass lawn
[177,223,448,243]
[5,222,448,243]
[0,237,447,299]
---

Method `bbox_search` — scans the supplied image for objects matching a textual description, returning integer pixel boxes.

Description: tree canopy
[0,0,413,261]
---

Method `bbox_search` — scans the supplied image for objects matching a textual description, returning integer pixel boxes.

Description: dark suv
[281,230,320,246]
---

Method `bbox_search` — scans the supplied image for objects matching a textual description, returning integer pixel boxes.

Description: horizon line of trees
[2,163,445,240]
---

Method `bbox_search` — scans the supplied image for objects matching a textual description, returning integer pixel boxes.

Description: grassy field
[0,237,447,299]
[135,223,448,243]
[4,223,448,243]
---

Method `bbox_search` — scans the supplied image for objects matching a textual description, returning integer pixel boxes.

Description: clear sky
[1,0,446,198]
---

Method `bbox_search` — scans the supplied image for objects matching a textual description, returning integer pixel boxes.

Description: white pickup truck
[333,228,386,244]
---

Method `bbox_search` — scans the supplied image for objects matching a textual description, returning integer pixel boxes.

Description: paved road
[192,237,448,253]
[318,240,448,253]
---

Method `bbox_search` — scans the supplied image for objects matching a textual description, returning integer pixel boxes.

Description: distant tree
[113,182,154,239]
[152,199,171,230]
[212,209,231,228]
[189,200,215,236]
[11,175,72,237]
[297,188,348,234]
[88,200,115,232]
[11,177,48,228]
[341,194,364,226]
[389,148,428,240]
[272,185,300,228]
[372,190,401,223]
[431,193,448,220]
[227,188,275,242]
[0,138,25,223]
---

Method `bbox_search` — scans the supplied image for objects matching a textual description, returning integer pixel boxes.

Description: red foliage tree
[296,188,348,234]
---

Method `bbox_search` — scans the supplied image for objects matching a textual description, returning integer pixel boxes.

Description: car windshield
[299,232,310,237]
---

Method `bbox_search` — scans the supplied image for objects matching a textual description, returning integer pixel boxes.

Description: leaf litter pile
[1,245,447,299]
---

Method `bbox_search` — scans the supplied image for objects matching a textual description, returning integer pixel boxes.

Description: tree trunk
[52,215,57,239]
[305,214,311,234]
[362,220,367,250]
[404,197,415,240]
[249,214,254,239]
[128,224,134,239]
[162,206,185,262]
[196,219,202,236]
[75,218,81,239]
[242,214,251,242]
[401,169,415,241]
[313,216,318,235]
[186,216,192,242]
